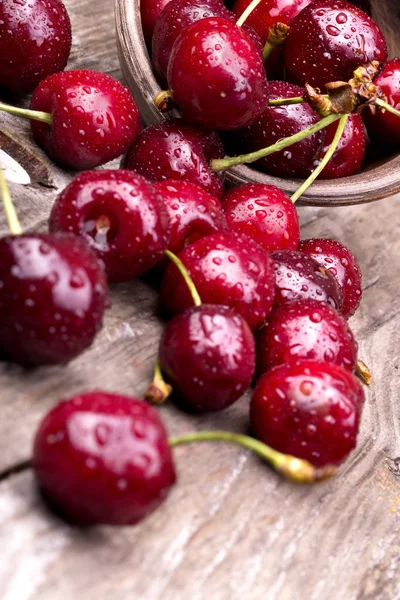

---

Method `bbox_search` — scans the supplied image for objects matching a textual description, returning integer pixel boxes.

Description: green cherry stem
[0,167,22,235]
[356,359,372,386]
[164,249,202,307]
[0,101,52,125]
[236,0,264,27]
[290,114,348,203]
[169,430,337,483]
[375,98,400,119]
[210,113,341,173]
[268,95,307,106]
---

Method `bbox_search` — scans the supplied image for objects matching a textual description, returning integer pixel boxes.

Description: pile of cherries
[0,0,398,528]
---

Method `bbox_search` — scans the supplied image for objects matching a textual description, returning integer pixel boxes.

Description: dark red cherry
[49,170,171,283]
[152,0,262,83]
[141,0,172,46]
[33,391,176,525]
[285,0,387,88]
[318,114,366,178]
[160,304,255,411]
[234,81,324,178]
[251,359,364,466]
[298,238,362,318]
[160,232,275,329]
[0,0,71,95]
[123,119,225,198]
[154,179,227,258]
[363,58,400,146]
[167,17,269,130]
[0,233,107,366]
[30,69,141,169]
[257,299,358,375]
[272,249,343,311]
[222,183,299,252]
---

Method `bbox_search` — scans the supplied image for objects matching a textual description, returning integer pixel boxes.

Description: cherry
[233,81,324,178]
[33,391,176,525]
[0,0,72,95]
[49,170,171,283]
[284,0,387,89]
[257,299,357,375]
[222,183,299,252]
[0,233,107,365]
[363,58,400,146]
[159,304,255,411]
[154,179,227,260]
[29,69,141,169]
[167,17,269,130]
[141,0,172,46]
[160,232,275,329]
[122,118,225,198]
[272,249,344,311]
[318,114,366,178]
[251,359,364,466]
[298,238,362,318]
[152,0,262,84]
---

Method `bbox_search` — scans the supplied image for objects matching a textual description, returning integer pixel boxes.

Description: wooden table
[1,1,400,598]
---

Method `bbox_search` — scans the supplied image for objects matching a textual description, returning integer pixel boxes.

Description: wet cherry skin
[140,0,172,46]
[319,114,366,179]
[154,179,227,258]
[251,359,365,466]
[33,391,176,525]
[298,238,362,318]
[257,299,358,375]
[167,17,269,130]
[160,304,255,411]
[222,183,299,252]
[0,0,72,95]
[272,249,344,312]
[234,81,324,178]
[30,69,141,169]
[0,233,107,366]
[49,170,171,283]
[122,119,225,198]
[160,232,275,330]
[284,0,388,88]
[363,58,400,146]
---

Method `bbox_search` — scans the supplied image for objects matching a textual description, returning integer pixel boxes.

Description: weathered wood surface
[1,0,400,598]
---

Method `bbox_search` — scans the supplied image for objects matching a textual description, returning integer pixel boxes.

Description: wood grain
[1,0,400,598]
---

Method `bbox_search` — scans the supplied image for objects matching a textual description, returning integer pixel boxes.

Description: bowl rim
[115,0,400,206]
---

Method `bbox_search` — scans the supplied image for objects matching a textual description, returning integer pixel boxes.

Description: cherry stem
[236,0,264,26]
[0,167,22,235]
[0,101,52,125]
[290,114,348,203]
[144,359,173,404]
[263,42,274,62]
[154,90,175,113]
[169,430,337,483]
[210,113,341,172]
[165,249,202,307]
[268,95,307,106]
[356,359,372,386]
[375,98,400,119]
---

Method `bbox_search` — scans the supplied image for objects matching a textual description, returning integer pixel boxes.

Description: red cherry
[49,170,171,283]
[33,391,176,525]
[154,179,227,259]
[140,0,172,46]
[222,183,299,252]
[234,81,324,178]
[167,17,269,130]
[257,299,358,375]
[318,114,366,178]
[160,232,275,329]
[285,0,387,88]
[30,69,141,169]
[0,233,107,366]
[251,360,364,466]
[363,58,400,146]
[160,304,255,411]
[272,249,344,311]
[123,118,225,198]
[298,238,362,318]
[0,0,71,95]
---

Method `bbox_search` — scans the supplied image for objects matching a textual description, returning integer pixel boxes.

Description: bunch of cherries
[0,0,398,528]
